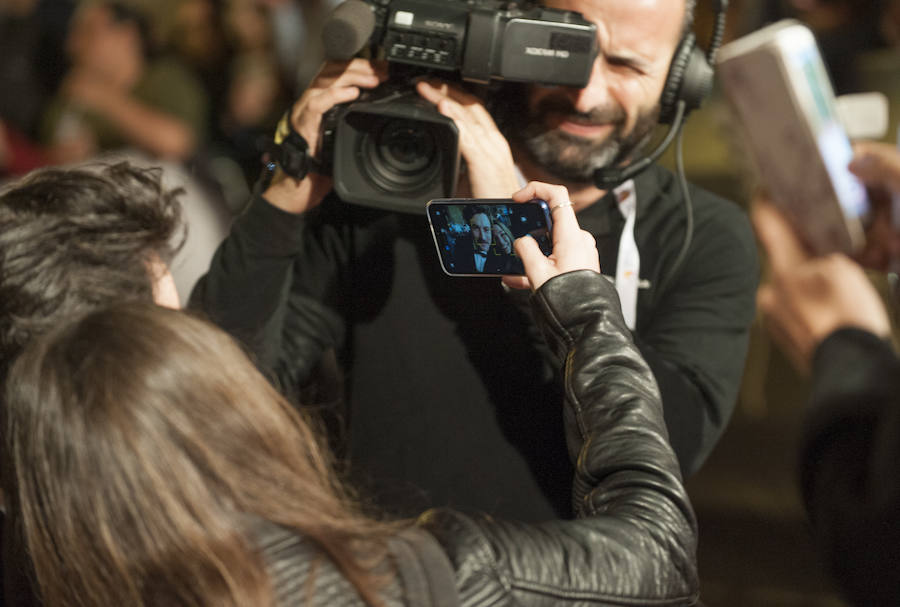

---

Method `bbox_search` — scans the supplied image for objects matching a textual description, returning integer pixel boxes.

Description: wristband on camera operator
[259,113,316,186]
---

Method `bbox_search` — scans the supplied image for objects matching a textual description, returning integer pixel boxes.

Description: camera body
[321,0,598,214]
[368,0,598,88]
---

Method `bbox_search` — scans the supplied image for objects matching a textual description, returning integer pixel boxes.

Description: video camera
[317,0,598,214]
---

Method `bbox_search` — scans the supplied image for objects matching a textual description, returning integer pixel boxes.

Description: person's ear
[149,258,180,309]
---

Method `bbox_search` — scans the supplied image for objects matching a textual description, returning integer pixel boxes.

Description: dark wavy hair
[0,162,182,382]
[461,204,493,224]
[5,303,397,607]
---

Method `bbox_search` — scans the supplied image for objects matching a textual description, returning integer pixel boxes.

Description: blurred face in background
[66,4,142,83]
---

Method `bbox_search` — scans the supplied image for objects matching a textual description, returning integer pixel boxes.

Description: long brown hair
[4,303,398,606]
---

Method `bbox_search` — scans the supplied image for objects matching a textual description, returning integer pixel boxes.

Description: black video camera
[318,0,598,214]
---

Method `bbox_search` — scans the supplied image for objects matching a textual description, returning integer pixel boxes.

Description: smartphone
[717,20,870,255]
[426,198,553,276]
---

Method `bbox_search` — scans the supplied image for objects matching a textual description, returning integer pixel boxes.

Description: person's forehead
[471,213,490,224]
[75,3,112,27]
[545,0,684,61]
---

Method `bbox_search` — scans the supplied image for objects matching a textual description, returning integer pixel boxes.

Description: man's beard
[515,95,660,184]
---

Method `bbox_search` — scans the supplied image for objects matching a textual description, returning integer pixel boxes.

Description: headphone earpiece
[659,32,715,124]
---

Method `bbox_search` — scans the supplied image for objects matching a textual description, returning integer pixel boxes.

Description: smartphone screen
[782,30,870,222]
[426,198,552,276]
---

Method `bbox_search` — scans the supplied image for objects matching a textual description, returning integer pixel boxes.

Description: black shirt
[192,162,758,521]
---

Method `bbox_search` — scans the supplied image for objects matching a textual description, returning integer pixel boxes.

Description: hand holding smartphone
[510,181,602,291]
[426,198,553,276]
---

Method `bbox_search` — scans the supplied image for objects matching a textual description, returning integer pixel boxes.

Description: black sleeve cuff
[233,194,308,255]
[803,327,900,475]
[810,327,898,416]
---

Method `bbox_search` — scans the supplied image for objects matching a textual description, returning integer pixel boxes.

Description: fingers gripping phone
[717,20,871,255]
[426,198,553,276]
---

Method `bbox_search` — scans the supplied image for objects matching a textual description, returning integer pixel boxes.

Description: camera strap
[256,112,319,188]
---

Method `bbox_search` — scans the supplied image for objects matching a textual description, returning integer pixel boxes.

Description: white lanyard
[513,167,640,329]
[612,181,639,330]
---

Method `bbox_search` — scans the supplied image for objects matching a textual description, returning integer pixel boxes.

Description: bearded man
[193,0,758,521]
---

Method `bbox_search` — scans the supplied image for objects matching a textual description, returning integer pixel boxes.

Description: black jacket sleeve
[189,196,349,404]
[422,270,699,606]
[801,328,900,606]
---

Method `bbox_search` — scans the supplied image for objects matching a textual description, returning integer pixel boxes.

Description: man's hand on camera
[753,199,891,373]
[265,59,388,215]
[416,79,520,198]
[503,181,601,292]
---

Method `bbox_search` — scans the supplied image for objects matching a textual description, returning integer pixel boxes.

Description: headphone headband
[658,0,728,124]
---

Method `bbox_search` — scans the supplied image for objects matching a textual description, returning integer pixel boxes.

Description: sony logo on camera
[525,47,570,58]
[320,0,598,214]
[421,19,455,30]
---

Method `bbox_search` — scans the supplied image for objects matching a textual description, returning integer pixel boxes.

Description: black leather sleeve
[421,270,699,606]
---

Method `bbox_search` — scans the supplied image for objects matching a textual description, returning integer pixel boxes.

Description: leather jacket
[257,270,699,606]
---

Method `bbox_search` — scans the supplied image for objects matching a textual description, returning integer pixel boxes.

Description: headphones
[659,31,715,125]
[594,0,728,188]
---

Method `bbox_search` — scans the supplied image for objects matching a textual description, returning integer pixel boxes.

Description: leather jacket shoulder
[420,270,699,606]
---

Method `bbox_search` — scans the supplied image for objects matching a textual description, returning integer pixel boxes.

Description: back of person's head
[0,162,181,382]
[4,303,394,607]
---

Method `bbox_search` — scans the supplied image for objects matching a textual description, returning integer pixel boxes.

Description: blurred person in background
[254,0,343,94]
[30,2,232,298]
[188,0,293,206]
[743,0,889,94]
[0,0,74,138]
[40,1,208,165]
[211,47,291,202]
[0,120,49,178]
[753,141,900,606]
[0,0,75,177]
[170,0,231,108]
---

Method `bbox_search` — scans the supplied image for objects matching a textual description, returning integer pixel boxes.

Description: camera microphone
[592,101,686,190]
[322,0,376,61]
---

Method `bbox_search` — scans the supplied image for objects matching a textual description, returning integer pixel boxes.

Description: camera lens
[380,120,432,173]
[360,119,442,193]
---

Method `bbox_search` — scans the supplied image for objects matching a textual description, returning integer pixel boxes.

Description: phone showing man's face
[426,199,553,276]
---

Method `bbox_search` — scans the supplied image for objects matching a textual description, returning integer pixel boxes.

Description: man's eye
[606,56,644,73]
